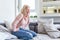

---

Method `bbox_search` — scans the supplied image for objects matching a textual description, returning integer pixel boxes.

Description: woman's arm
[12,14,23,31]
[27,16,29,24]
[25,16,29,27]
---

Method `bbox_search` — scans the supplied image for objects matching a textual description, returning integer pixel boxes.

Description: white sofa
[33,34,60,40]
[32,24,60,40]
[1,20,60,40]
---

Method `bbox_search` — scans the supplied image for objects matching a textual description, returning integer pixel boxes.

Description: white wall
[0,0,15,24]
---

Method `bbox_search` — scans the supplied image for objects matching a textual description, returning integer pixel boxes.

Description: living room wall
[36,0,60,23]
[0,0,15,24]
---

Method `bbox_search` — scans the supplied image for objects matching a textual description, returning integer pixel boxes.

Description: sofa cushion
[44,24,60,38]
[38,19,53,34]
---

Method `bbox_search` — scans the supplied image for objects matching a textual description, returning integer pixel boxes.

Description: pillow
[0,25,9,32]
[0,23,6,27]
[4,20,12,32]
[0,20,6,27]
[38,18,60,38]
[44,24,60,38]
[0,32,17,40]
[38,19,53,34]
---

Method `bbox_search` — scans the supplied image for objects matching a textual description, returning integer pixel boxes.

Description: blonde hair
[21,5,29,14]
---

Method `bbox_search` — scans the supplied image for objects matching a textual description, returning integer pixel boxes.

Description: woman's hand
[13,28,19,32]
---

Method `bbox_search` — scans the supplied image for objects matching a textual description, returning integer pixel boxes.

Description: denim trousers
[11,28,37,40]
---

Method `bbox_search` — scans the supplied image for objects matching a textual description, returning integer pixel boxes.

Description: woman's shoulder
[15,13,23,21]
[17,13,23,18]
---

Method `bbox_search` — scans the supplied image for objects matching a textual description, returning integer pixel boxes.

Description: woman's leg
[25,30,37,37]
[20,28,37,37]
[11,29,33,40]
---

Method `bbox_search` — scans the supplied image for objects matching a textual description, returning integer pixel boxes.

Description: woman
[11,5,37,40]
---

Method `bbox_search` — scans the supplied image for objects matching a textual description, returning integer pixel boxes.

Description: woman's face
[25,7,30,16]
[26,7,30,14]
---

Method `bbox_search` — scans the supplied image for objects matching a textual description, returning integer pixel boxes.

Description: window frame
[21,0,36,12]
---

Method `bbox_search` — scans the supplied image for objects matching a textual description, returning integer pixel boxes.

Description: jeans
[20,28,37,37]
[11,28,37,40]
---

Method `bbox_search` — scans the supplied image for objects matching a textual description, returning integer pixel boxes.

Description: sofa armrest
[29,22,38,33]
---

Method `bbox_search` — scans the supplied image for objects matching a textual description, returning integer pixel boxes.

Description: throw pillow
[44,24,60,38]
[38,19,53,34]
[0,25,9,32]
[4,20,12,32]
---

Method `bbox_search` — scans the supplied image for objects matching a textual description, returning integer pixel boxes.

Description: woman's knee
[19,30,33,39]
[24,30,37,37]
[25,32,33,39]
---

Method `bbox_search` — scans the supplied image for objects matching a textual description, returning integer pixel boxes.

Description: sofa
[1,20,60,40]
[32,19,60,40]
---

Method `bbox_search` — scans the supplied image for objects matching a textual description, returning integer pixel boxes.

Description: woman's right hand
[13,28,19,32]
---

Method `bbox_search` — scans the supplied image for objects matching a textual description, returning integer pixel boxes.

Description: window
[21,0,37,16]
[21,0,35,10]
